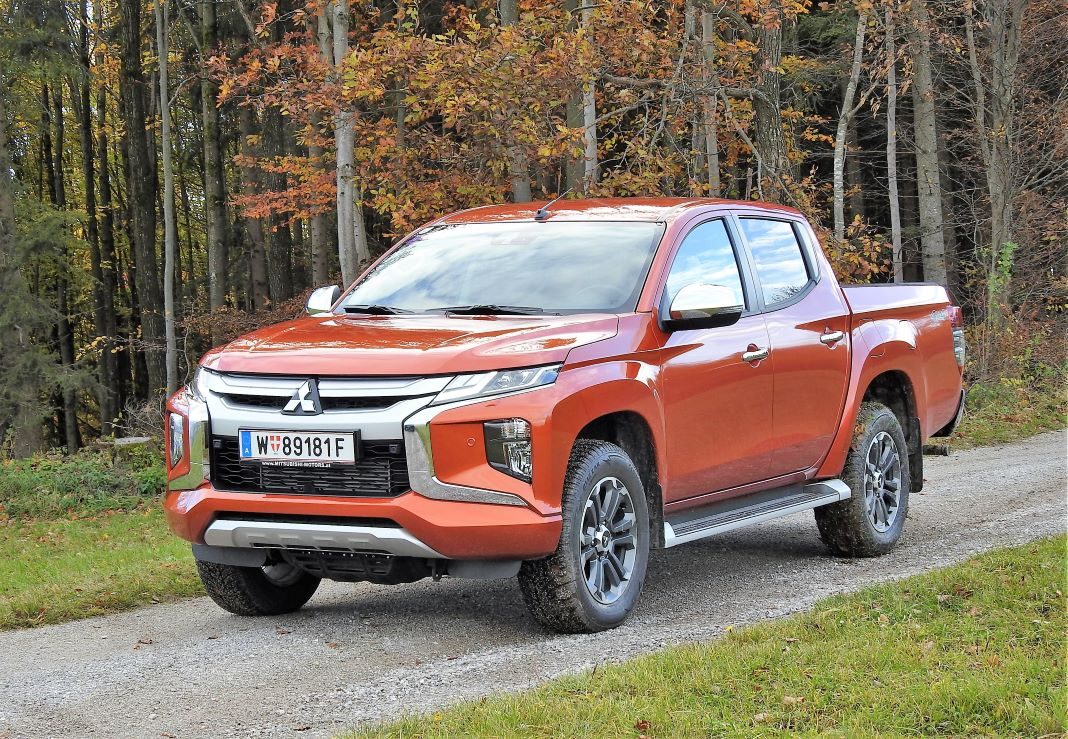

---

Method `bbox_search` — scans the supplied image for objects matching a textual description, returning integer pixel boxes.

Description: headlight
[168,412,185,467]
[431,364,561,406]
[188,365,215,400]
[484,419,532,481]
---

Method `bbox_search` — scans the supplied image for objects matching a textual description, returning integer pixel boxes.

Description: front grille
[210,436,410,497]
[217,393,421,412]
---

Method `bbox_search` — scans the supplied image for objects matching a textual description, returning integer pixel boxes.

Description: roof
[438,197,802,224]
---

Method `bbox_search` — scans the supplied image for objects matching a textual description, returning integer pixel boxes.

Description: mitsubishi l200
[165,198,966,633]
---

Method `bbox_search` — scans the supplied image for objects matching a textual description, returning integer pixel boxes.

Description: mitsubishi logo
[282,380,322,416]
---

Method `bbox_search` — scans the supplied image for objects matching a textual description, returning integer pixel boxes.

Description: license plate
[238,430,358,466]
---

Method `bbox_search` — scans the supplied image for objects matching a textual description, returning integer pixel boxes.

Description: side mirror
[305,285,341,315]
[663,283,744,331]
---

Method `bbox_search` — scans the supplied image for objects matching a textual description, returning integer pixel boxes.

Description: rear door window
[738,219,811,308]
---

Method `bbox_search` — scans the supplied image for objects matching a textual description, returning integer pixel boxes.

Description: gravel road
[1,430,1064,739]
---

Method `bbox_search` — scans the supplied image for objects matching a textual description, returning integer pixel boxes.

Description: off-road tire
[518,440,650,633]
[196,560,320,616]
[814,401,910,557]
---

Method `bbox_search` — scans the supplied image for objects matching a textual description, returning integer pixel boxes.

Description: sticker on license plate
[238,430,358,465]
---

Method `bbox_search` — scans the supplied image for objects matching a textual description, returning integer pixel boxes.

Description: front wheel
[197,559,321,616]
[814,401,911,557]
[518,440,650,633]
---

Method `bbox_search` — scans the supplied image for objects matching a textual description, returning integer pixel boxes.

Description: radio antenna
[533,187,574,221]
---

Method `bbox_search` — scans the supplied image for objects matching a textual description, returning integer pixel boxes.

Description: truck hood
[200,313,620,376]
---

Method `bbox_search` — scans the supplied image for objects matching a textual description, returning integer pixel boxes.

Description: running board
[663,479,851,548]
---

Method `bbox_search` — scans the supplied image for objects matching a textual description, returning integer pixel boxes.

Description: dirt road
[1,430,1064,738]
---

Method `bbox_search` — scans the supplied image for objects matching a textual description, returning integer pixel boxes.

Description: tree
[908,0,948,285]
[885,4,904,282]
[156,0,178,392]
[832,6,868,242]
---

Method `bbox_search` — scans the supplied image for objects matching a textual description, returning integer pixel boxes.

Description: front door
[659,218,775,502]
[734,216,851,474]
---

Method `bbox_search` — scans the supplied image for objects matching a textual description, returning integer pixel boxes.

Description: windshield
[341,221,665,315]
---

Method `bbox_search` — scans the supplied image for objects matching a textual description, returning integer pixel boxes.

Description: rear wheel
[197,559,321,616]
[814,401,910,557]
[518,440,650,633]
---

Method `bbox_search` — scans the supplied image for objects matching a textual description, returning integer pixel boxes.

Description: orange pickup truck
[165,198,966,633]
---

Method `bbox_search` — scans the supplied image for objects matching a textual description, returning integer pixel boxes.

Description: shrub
[0,444,166,520]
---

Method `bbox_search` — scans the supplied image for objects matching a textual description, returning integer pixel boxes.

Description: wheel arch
[574,410,665,548]
[859,370,924,493]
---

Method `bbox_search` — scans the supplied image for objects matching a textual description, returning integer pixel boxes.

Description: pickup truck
[165,198,966,633]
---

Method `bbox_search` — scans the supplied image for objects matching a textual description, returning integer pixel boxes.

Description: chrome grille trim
[200,372,447,439]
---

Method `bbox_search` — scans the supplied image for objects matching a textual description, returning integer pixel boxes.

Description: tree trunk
[44,84,81,452]
[966,0,1025,325]
[580,3,598,194]
[156,0,178,393]
[907,0,948,285]
[499,0,532,202]
[885,7,904,282]
[96,61,121,418]
[238,106,270,307]
[119,0,166,394]
[326,0,368,284]
[701,10,722,196]
[74,0,116,434]
[833,10,867,242]
[201,0,229,315]
[752,1,790,202]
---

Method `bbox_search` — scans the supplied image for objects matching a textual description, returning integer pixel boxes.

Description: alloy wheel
[864,430,902,533]
[580,476,638,605]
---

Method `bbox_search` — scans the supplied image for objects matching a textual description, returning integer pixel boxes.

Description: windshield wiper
[343,304,413,315]
[437,304,548,316]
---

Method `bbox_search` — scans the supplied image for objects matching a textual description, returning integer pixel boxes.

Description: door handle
[742,347,770,363]
[820,330,845,346]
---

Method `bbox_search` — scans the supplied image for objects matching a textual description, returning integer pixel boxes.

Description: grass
[357,537,1067,738]
[0,508,200,629]
[0,443,165,519]
[953,374,1066,449]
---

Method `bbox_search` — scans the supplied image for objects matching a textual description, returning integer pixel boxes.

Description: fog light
[168,412,185,468]
[484,419,532,482]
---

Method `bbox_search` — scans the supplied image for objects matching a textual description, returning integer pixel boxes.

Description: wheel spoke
[588,491,602,524]
[879,441,896,473]
[605,551,626,584]
[610,512,634,535]
[612,532,635,550]
[602,482,621,524]
[586,559,603,596]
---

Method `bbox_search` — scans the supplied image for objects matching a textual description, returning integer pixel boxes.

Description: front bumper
[164,485,559,560]
[164,381,566,561]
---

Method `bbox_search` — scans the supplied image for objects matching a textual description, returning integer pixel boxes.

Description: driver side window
[664,220,746,310]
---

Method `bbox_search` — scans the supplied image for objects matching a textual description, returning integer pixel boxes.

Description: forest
[0,0,1064,456]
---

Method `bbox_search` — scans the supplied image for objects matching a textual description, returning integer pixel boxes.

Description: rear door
[733,215,851,475]
[659,217,774,501]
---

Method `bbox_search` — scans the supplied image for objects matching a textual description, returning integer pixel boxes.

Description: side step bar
[663,479,851,548]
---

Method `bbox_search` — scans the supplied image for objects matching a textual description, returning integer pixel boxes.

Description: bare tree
[885,6,904,282]
[833,8,869,242]
[156,0,177,393]
[908,0,948,285]
[964,0,1027,325]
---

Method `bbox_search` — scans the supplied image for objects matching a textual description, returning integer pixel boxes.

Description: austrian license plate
[238,430,358,466]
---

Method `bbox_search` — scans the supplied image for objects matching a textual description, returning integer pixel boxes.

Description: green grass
[0,444,165,519]
[0,508,201,630]
[357,537,1067,738]
[953,374,1066,449]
